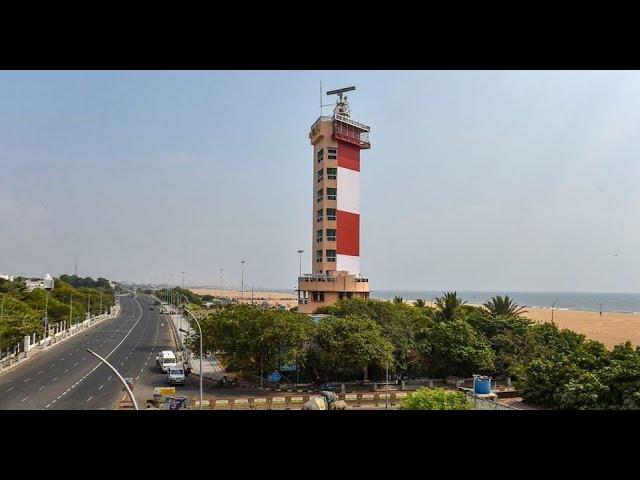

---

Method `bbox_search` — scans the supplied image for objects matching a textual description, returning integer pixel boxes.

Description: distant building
[0,274,14,282]
[296,86,371,313]
[25,274,55,292]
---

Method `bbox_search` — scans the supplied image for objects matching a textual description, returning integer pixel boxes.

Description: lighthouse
[297,86,371,313]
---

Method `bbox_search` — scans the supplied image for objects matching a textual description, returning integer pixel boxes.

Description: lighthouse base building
[297,88,371,314]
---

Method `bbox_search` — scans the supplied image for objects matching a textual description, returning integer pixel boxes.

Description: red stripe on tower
[337,141,360,172]
[336,210,360,256]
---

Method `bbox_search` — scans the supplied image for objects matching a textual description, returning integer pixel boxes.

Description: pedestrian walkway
[163,304,224,380]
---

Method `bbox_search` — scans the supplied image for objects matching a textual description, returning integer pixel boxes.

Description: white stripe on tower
[336,167,360,214]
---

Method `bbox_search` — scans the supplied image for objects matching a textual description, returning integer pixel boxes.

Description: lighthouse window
[316,189,323,202]
[317,148,324,163]
[326,208,337,221]
[312,292,325,302]
[316,209,323,222]
[328,147,337,160]
[317,169,324,183]
[326,229,336,241]
[327,188,337,200]
[326,250,336,262]
[327,167,337,180]
[316,250,323,263]
[316,230,323,243]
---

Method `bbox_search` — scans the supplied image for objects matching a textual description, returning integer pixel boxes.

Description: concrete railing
[0,303,121,375]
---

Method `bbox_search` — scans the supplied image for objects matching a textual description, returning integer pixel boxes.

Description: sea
[370,291,640,314]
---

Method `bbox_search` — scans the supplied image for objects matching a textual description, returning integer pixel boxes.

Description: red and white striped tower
[297,86,371,314]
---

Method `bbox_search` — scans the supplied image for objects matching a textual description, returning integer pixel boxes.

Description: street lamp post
[241,261,245,300]
[180,294,203,410]
[551,298,559,325]
[219,268,224,298]
[86,348,138,410]
[297,250,304,277]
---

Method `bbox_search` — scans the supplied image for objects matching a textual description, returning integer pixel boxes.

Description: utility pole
[74,255,78,276]
[99,290,103,314]
[219,268,223,297]
[241,260,245,301]
[182,271,185,289]
[551,298,559,325]
[70,293,73,327]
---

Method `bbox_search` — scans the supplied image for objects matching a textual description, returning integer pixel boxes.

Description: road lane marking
[51,377,58,382]
[107,376,112,381]
[44,297,143,410]
[21,396,29,402]
[37,370,44,374]
[86,396,93,403]
[98,384,103,390]
[64,369,69,373]
[38,386,45,391]
[74,363,79,367]
[6,387,14,392]
[50,363,56,367]
[24,378,31,382]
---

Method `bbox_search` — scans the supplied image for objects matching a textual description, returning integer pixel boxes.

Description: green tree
[393,296,404,304]
[414,299,426,308]
[434,291,466,321]
[483,295,527,317]
[398,388,471,410]
[423,319,495,377]
[310,315,394,382]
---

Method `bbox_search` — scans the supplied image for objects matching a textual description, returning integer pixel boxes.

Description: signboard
[279,363,297,372]
[267,371,282,382]
[154,387,176,396]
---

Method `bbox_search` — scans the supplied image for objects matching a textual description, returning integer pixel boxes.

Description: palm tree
[414,298,426,308]
[434,292,466,321]
[393,296,404,304]
[483,295,527,317]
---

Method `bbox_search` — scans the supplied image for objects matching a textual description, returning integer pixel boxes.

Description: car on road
[167,366,186,385]
[149,307,154,310]
[156,350,178,373]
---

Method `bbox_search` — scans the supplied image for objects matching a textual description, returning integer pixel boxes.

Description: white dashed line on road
[51,377,58,382]
[107,376,112,381]
[86,396,93,403]
[21,396,29,402]
[38,386,45,391]
[6,387,14,393]
[64,369,69,374]
[23,378,31,383]
[37,370,44,375]
[98,385,103,390]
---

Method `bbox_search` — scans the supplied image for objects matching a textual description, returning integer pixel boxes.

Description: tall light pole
[219,268,223,297]
[297,250,304,277]
[181,271,185,289]
[69,292,73,327]
[551,298,559,325]
[180,294,203,410]
[241,260,245,300]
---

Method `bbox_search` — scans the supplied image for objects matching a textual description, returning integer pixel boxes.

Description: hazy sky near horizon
[1,70,640,292]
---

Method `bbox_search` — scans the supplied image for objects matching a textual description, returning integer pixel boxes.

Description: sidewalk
[162,303,224,380]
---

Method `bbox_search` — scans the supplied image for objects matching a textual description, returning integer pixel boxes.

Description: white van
[156,350,177,373]
[167,365,186,385]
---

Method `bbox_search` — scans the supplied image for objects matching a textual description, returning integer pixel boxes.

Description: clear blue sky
[1,70,639,292]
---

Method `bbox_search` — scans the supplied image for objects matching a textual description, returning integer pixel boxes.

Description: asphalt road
[0,294,179,410]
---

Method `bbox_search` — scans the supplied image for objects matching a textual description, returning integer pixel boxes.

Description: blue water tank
[474,376,491,394]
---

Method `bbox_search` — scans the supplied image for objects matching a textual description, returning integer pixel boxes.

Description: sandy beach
[386,298,640,348]
[189,288,298,309]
